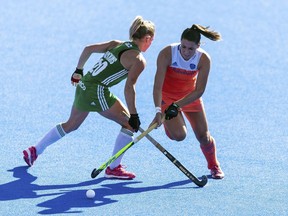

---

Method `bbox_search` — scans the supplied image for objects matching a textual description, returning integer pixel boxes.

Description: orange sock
[200,137,220,169]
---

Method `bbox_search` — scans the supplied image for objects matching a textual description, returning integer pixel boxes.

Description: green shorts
[73,81,117,112]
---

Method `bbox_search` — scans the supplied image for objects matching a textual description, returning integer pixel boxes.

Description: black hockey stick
[123,112,207,186]
[138,126,208,187]
[122,111,207,187]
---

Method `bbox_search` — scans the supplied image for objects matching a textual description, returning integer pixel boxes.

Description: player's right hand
[71,68,83,86]
[152,113,163,128]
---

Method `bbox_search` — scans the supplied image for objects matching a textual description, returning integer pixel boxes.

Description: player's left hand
[165,103,179,120]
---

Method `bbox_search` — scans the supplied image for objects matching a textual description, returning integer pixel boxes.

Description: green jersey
[73,41,140,112]
[82,41,140,87]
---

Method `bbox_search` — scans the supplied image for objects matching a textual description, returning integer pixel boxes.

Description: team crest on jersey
[172,62,178,66]
[125,42,133,48]
[190,64,196,69]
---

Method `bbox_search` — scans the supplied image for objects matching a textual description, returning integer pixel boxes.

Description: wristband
[155,106,162,113]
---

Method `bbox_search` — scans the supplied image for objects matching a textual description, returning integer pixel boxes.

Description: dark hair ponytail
[181,24,221,44]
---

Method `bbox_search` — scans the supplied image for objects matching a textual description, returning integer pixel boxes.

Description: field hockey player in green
[23,16,155,179]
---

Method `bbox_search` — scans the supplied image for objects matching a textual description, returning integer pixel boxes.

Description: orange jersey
[162,43,207,112]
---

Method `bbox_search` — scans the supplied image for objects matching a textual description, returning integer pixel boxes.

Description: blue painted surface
[0,1,287,215]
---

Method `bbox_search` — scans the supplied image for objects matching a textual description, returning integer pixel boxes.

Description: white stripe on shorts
[97,85,109,111]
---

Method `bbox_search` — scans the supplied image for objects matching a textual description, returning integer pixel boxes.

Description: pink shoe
[210,165,224,179]
[105,165,136,179]
[23,146,38,167]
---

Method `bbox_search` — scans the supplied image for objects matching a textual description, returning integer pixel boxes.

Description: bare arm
[71,40,122,86]
[121,50,146,114]
[153,46,171,108]
[76,40,122,69]
[175,53,211,107]
[150,46,171,126]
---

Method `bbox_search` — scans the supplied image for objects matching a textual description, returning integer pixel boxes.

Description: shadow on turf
[2,166,199,214]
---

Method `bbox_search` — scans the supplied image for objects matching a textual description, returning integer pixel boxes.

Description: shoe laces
[117,164,127,170]
[211,165,221,173]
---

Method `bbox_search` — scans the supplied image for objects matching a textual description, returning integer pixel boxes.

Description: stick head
[198,175,208,187]
[91,169,102,178]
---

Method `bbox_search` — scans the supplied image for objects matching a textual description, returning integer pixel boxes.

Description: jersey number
[91,59,108,76]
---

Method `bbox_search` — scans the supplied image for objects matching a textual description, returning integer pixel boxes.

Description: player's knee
[165,127,186,141]
[171,132,186,141]
[174,134,186,141]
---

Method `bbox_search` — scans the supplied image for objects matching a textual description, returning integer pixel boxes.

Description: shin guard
[200,137,220,169]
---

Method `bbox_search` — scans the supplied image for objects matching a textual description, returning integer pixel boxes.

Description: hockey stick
[138,126,208,187]
[123,112,207,187]
[91,118,163,178]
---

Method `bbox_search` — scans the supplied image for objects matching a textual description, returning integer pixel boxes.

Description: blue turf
[1,0,287,215]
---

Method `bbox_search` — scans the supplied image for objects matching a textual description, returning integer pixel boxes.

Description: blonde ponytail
[129,16,155,40]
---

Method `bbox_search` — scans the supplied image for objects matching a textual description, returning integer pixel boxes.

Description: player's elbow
[195,88,205,98]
